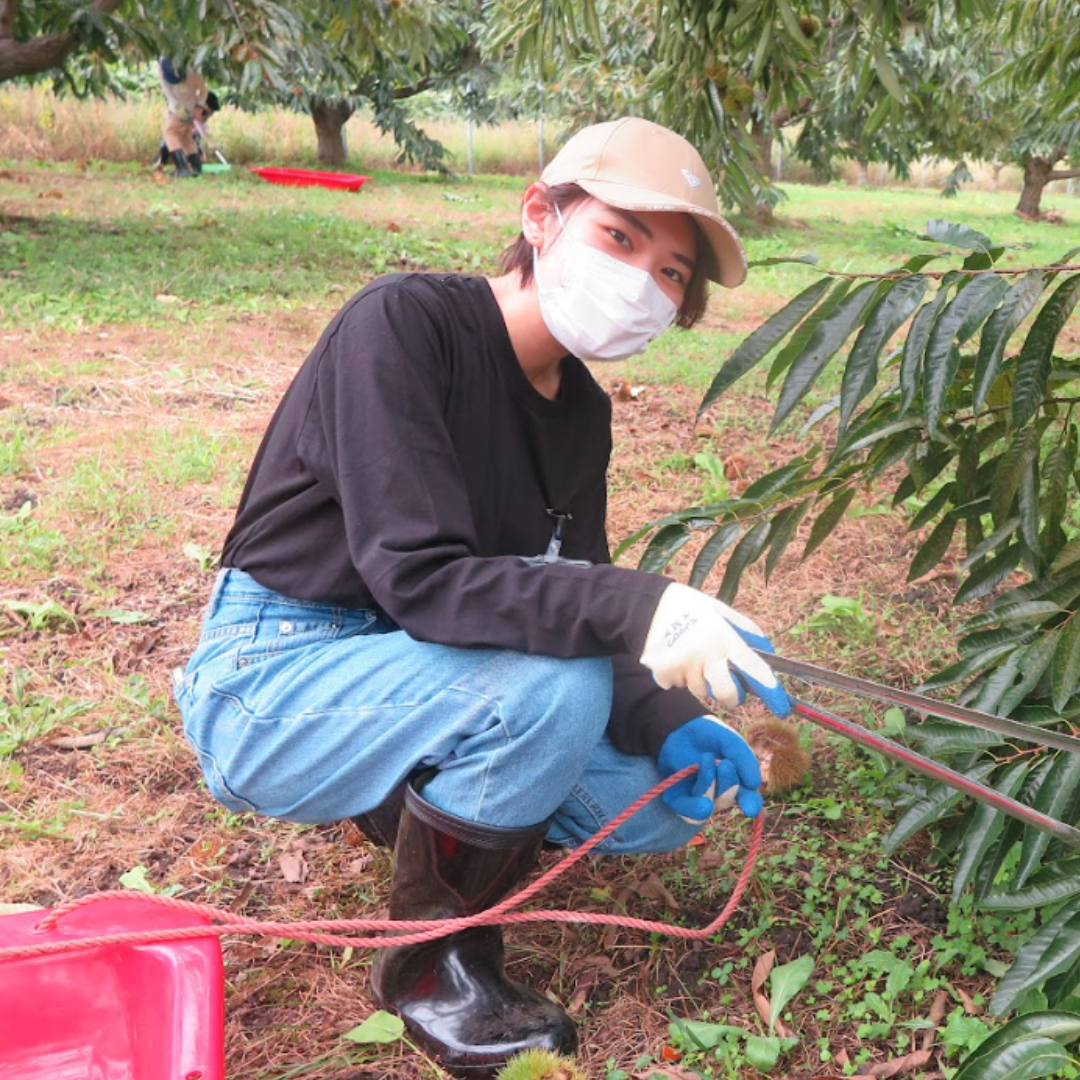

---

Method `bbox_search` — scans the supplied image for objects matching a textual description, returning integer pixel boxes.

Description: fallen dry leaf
[638,873,681,912]
[921,988,950,1050]
[48,728,117,750]
[566,955,620,1014]
[751,948,774,995]
[347,854,373,875]
[866,1049,933,1078]
[750,948,792,1036]
[278,852,308,883]
[634,1067,706,1080]
[131,628,164,658]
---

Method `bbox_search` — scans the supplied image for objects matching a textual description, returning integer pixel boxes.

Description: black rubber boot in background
[187,151,203,175]
[370,781,577,1078]
[350,779,408,849]
[170,149,193,177]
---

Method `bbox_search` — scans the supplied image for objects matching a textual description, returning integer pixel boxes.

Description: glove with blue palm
[640,582,791,716]
[658,714,763,823]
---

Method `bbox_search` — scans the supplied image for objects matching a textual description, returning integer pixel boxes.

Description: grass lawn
[1,158,1075,1079]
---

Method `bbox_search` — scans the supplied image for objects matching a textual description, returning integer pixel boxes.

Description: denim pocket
[231,602,376,671]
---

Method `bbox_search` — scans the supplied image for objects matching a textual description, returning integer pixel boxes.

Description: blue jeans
[173,569,701,853]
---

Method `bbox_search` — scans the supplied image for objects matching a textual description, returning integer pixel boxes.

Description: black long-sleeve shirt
[222,273,702,756]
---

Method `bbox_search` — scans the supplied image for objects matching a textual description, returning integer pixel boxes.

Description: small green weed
[665,954,814,1076]
[118,863,183,896]
[150,427,237,487]
[183,540,219,573]
[116,674,173,725]
[0,670,94,756]
[789,593,878,642]
[0,501,68,574]
[0,596,78,634]
[0,415,31,475]
[694,451,731,503]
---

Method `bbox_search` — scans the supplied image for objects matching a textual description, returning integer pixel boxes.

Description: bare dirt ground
[1,302,973,1079]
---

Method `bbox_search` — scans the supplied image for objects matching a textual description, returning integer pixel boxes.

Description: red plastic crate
[250,166,372,191]
[0,899,225,1080]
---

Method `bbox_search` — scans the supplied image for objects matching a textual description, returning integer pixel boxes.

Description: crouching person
[173,117,790,1077]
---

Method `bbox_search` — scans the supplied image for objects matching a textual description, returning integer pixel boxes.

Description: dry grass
[0,85,555,174]
[3,84,1069,200]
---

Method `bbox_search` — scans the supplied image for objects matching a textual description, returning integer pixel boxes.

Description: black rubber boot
[187,151,203,175]
[170,149,193,177]
[370,782,577,1078]
[350,779,408,848]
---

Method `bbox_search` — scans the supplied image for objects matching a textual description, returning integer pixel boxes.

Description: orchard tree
[272,0,483,168]
[484,0,1078,218]
[0,0,316,90]
[866,3,1080,218]
[0,0,484,172]
[0,0,124,83]
[999,0,1080,218]
[484,0,1001,214]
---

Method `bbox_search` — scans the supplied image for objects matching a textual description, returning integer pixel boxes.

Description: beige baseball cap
[540,117,746,288]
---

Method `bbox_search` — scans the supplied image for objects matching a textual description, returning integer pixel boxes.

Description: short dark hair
[498,182,714,330]
[204,91,221,114]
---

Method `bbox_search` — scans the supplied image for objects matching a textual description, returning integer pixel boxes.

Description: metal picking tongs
[757,651,1080,850]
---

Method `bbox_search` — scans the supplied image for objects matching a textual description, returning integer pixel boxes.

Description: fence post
[537,84,546,172]
[465,81,474,176]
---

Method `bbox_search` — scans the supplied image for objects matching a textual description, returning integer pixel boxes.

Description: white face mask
[533,206,679,362]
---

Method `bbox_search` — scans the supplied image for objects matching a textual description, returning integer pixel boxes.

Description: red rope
[0,766,764,962]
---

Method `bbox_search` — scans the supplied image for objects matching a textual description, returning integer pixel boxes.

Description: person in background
[172,117,791,1078]
[191,92,222,167]
[157,58,218,177]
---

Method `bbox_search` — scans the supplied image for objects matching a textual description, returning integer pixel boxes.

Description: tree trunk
[855,159,870,186]
[750,117,772,174]
[1017,155,1054,218]
[0,0,14,41]
[0,0,124,83]
[311,100,354,166]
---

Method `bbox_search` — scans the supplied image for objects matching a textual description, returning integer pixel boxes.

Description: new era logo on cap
[681,168,703,189]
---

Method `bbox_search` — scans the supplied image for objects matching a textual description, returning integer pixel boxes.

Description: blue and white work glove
[639,582,791,716]
[658,715,763,822]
